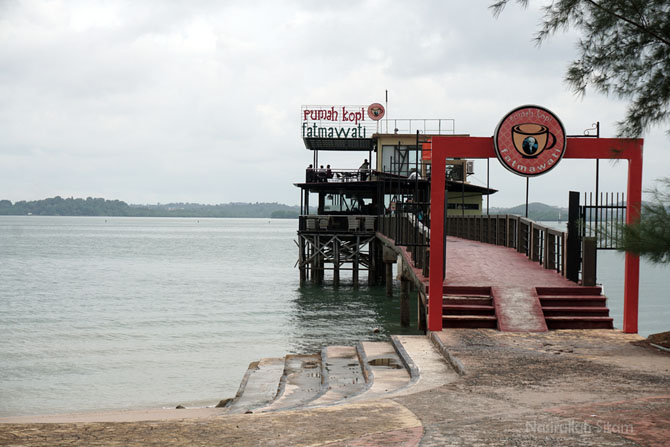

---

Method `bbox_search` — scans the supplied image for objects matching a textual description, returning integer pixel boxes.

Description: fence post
[566,191,581,283]
[582,237,597,286]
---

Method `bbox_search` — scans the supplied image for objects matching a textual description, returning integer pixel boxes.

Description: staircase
[442,286,498,329]
[223,335,458,414]
[537,287,614,329]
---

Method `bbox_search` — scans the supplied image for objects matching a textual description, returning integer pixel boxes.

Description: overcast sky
[1,0,667,208]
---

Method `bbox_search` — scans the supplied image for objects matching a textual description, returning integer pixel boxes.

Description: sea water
[0,216,667,417]
[0,216,418,417]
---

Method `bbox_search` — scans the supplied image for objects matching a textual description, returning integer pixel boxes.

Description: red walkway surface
[444,236,582,332]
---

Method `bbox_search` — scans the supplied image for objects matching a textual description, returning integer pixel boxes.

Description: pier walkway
[445,235,588,332]
[391,234,613,332]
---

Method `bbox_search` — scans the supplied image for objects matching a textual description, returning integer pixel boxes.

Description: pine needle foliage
[491,0,670,137]
[620,177,670,263]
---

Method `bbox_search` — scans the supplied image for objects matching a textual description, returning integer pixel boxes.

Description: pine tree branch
[585,0,670,47]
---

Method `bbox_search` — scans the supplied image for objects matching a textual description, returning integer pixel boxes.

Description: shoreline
[0,329,668,446]
[0,406,229,424]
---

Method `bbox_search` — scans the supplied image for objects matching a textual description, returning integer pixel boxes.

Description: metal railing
[580,192,626,249]
[447,214,568,277]
[299,215,376,233]
[379,201,431,274]
[378,119,455,135]
[305,168,378,183]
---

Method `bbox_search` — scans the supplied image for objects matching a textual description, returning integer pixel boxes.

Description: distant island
[0,197,302,219]
[490,202,568,222]
[0,196,572,221]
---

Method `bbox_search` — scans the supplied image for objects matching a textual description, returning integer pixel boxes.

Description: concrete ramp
[492,286,548,332]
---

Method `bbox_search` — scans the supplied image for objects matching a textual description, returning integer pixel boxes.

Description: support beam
[624,149,643,333]
[428,148,446,331]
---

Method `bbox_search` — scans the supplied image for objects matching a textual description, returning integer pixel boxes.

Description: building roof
[303,137,375,151]
[294,177,497,195]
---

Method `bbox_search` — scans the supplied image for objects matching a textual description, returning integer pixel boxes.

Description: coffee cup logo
[494,105,566,177]
[512,123,557,158]
[367,103,385,121]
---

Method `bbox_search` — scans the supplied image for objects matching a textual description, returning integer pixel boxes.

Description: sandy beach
[0,329,668,447]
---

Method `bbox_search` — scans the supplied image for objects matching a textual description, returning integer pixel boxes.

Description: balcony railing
[299,215,376,233]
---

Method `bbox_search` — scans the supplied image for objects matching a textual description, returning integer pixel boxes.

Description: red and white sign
[367,103,385,121]
[493,105,566,177]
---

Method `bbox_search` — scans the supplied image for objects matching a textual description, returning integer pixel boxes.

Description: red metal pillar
[428,152,446,332]
[623,144,643,333]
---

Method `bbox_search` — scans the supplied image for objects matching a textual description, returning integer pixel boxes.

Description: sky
[1,0,668,208]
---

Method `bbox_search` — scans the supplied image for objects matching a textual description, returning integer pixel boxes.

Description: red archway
[428,136,644,333]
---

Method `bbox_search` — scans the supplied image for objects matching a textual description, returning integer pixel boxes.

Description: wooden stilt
[385,262,393,297]
[333,239,340,286]
[299,235,306,285]
[310,239,317,283]
[368,239,375,285]
[400,278,410,327]
[353,235,359,287]
[418,292,427,332]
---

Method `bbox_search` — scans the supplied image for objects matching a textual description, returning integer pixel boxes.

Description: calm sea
[0,216,667,417]
[0,216,420,418]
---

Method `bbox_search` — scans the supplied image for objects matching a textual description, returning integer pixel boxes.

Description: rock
[647,331,670,348]
[372,327,380,333]
[176,405,186,409]
[216,398,233,408]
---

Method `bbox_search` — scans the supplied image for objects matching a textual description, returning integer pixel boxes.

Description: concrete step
[307,345,367,407]
[539,296,607,307]
[226,357,285,414]
[442,315,498,329]
[443,304,496,315]
[258,354,322,412]
[442,295,493,306]
[542,306,610,317]
[442,285,492,295]
[356,341,410,400]
[545,316,614,330]
[536,286,603,296]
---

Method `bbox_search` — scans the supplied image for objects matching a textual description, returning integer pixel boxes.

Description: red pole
[428,152,446,332]
[623,142,643,333]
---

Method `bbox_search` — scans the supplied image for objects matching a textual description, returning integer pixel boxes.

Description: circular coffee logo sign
[367,103,385,121]
[493,105,566,177]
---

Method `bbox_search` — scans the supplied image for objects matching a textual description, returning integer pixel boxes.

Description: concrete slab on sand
[394,335,459,393]
[227,357,285,414]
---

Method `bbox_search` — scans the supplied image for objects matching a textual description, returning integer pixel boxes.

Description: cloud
[0,0,667,206]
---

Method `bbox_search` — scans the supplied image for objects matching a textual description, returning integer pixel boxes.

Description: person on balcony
[326,164,333,181]
[359,159,370,181]
[306,164,315,182]
[317,165,326,182]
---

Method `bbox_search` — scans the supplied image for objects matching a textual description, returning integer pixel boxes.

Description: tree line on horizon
[0,196,302,219]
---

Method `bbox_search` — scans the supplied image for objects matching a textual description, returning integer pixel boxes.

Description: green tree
[619,177,670,263]
[491,0,670,137]
[493,1,670,263]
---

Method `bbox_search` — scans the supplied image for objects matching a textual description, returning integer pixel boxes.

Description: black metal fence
[580,192,626,249]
